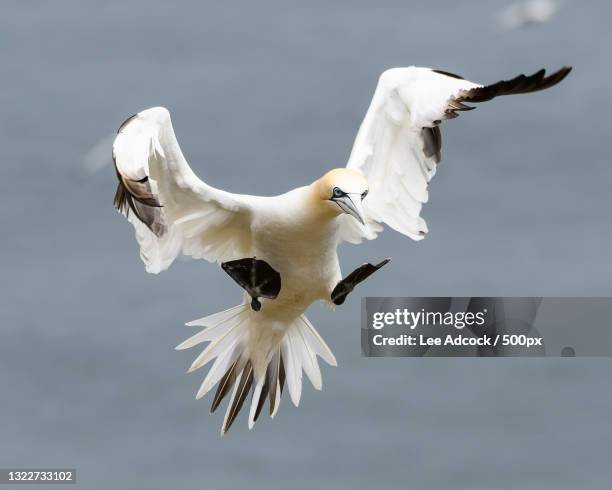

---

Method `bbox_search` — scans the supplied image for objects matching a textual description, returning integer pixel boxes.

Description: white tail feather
[290,326,322,390]
[270,379,281,419]
[196,338,241,400]
[186,313,249,373]
[177,308,245,350]
[248,377,265,430]
[281,333,303,407]
[178,305,337,433]
[184,304,244,328]
[299,315,337,366]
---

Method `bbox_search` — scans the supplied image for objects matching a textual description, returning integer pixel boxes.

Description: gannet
[112,66,571,434]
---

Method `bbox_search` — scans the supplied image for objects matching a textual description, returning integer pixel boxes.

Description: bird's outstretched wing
[113,107,252,273]
[340,66,571,243]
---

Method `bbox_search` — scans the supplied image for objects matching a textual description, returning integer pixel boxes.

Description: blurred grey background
[1,0,611,489]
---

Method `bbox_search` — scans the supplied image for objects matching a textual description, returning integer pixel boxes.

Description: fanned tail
[176,303,337,435]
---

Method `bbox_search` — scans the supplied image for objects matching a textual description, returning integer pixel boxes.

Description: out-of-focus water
[1,1,611,488]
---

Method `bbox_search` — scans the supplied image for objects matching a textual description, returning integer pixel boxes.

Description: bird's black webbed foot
[331,258,390,306]
[221,257,282,311]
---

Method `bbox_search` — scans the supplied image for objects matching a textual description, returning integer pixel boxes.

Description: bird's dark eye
[361,190,369,200]
[332,187,344,198]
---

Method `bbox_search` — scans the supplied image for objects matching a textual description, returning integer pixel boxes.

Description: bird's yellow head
[312,168,369,225]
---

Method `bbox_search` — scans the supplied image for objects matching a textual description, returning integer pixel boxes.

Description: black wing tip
[527,65,572,85]
[376,258,391,268]
[526,65,573,91]
[552,65,573,81]
[549,65,572,75]
[459,65,572,103]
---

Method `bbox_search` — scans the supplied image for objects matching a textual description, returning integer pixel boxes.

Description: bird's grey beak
[335,193,366,225]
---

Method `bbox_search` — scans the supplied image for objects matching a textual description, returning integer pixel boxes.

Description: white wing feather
[113,107,252,273]
[343,67,480,243]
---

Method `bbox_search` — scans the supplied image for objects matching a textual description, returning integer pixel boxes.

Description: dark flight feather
[113,173,166,237]
[268,349,285,416]
[426,66,572,165]
[210,360,239,414]
[112,114,167,237]
[279,355,286,395]
[457,66,572,104]
[422,126,442,163]
[253,374,270,423]
[441,67,571,121]
[222,361,254,434]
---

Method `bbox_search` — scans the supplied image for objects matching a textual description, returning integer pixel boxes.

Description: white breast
[249,188,342,316]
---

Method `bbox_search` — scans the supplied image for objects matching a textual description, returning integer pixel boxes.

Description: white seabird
[112,65,571,434]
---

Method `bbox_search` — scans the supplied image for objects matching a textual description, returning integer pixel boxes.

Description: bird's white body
[234,187,342,379]
[112,65,570,433]
[251,188,341,308]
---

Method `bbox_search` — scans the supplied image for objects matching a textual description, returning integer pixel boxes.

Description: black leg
[221,258,282,311]
[331,259,390,305]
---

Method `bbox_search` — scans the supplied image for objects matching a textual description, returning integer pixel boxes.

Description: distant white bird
[499,0,559,30]
[112,66,571,434]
